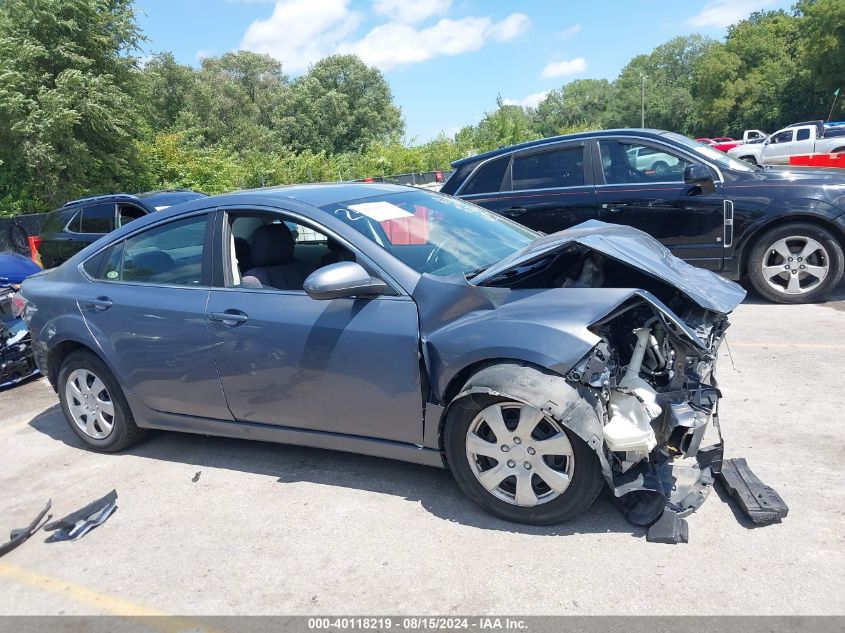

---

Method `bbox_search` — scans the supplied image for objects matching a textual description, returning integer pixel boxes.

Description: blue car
[0,253,41,386]
[20,183,745,527]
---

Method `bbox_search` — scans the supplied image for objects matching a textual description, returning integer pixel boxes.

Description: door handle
[85,297,113,312]
[208,310,249,326]
[504,206,528,217]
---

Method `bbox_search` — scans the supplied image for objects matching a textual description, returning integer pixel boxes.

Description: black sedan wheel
[445,394,603,525]
[748,222,844,303]
[58,350,146,452]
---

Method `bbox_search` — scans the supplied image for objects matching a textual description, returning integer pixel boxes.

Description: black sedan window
[322,190,536,277]
[512,146,584,190]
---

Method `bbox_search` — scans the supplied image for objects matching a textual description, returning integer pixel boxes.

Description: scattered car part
[44,490,118,542]
[717,458,788,525]
[0,284,38,388]
[646,509,689,544]
[0,500,52,558]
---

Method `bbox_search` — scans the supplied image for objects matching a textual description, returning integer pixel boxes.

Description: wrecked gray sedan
[20,183,745,530]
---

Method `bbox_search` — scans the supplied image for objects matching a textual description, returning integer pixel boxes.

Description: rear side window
[512,147,585,191]
[796,128,811,141]
[78,204,116,233]
[88,215,208,286]
[461,156,509,195]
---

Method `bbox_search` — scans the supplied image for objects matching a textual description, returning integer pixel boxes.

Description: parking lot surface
[1,285,844,616]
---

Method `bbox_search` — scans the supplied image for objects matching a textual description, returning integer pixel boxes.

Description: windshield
[662,132,757,173]
[320,190,537,277]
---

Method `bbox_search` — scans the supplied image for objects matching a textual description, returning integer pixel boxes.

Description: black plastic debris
[717,458,788,525]
[646,509,689,544]
[0,500,52,558]
[44,490,118,542]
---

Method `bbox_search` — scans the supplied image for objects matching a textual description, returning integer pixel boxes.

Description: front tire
[747,222,844,303]
[445,394,604,525]
[58,350,145,452]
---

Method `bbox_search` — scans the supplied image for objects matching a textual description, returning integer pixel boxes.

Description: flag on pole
[836,88,841,97]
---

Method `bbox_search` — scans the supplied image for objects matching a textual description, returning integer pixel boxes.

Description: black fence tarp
[0,213,46,255]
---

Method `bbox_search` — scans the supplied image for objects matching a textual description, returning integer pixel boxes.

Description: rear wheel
[58,350,145,452]
[445,394,603,524]
[747,222,844,303]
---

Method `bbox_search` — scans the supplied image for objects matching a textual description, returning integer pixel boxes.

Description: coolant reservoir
[603,328,661,455]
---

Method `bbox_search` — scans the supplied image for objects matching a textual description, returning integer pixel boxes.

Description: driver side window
[599,140,691,184]
[226,212,358,292]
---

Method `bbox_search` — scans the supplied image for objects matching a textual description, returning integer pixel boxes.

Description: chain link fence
[0,213,47,255]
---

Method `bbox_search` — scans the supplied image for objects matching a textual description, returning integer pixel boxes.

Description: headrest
[326,237,345,252]
[249,223,295,267]
[131,250,174,276]
[233,236,252,268]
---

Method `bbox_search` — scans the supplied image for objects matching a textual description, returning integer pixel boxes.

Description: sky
[134,0,795,141]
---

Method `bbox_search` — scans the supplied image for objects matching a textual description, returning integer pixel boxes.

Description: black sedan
[441,129,845,303]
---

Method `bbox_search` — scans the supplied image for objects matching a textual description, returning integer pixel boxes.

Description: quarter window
[89,215,208,285]
[796,128,811,141]
[78,204,116,233]
[461,156,509,195]
[512,147,585,190]
[599,140,692,184]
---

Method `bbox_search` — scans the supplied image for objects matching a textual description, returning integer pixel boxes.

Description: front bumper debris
[717,458,789,525]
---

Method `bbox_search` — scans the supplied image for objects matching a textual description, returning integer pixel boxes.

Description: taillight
[435,170,443,183]
[28,236,42,267]
[11,291,26,318]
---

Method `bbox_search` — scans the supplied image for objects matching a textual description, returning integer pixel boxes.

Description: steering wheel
[424,235,458,273]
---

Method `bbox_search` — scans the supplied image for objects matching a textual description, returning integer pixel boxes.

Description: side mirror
[304,261,387,300]
[683,163,715,194]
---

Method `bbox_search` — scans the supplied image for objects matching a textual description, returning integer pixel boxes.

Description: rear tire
[445,393,603,525]
[57,350,146,452]
[747,222,844,304]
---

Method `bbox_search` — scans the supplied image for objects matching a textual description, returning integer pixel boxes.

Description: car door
[79,211,233,421]
[485,143,598,233]
[763,129,796,164]
[791,126,815,157]
[593,137,725,270]
[204,208,425,445]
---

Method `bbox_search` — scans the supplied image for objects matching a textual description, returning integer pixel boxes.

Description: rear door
[463,143,598,234]
[791,126,816,157]
[80,211,232,421]
[593,137,725,270]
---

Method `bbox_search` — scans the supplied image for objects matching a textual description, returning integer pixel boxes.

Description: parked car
[710,130,767,153]
[0,253,40,387]
[727,121,845,165]
[36,190,207,268]
[695,137,716,146]
[20,183,745,528]
[441,128,845,303]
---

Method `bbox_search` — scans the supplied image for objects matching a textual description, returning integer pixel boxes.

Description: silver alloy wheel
[762,235,830,295]
[465,402,575,507]
[65,368,115,439]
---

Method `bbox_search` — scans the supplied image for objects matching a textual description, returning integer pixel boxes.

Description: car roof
[450,128,670,168]
[58,189,206,212]
[199,182,414,208]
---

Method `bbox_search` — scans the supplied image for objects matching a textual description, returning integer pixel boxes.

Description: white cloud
[540,57,587,79]
[686,0,775,28]
[340,13,530,71]
[557,23,581,38]
[503,90,550,109]
[195,49,212,61]
[241,1,529,73]
[240,0,362,72]
[372,0,451,24]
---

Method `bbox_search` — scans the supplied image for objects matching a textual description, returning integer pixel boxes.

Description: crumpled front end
[0,286,38,388]
[567,295,727,530]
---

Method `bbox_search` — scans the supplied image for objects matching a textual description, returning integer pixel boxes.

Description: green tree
[0,0,145,211]
[796,0,845,119]
[692,11,807,134]
[275,54,403,154]
[534,79,612,136]
[138,52,197,131]
[605,35,716,134]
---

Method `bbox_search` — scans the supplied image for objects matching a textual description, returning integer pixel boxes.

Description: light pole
[640,73,647,128]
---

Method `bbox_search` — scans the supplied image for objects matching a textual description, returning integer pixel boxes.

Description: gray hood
[472,220,746,314]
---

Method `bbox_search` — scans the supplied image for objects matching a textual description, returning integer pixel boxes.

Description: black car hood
[472,220,746,314]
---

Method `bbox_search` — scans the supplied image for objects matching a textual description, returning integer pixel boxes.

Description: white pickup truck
[727,121,845,165]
